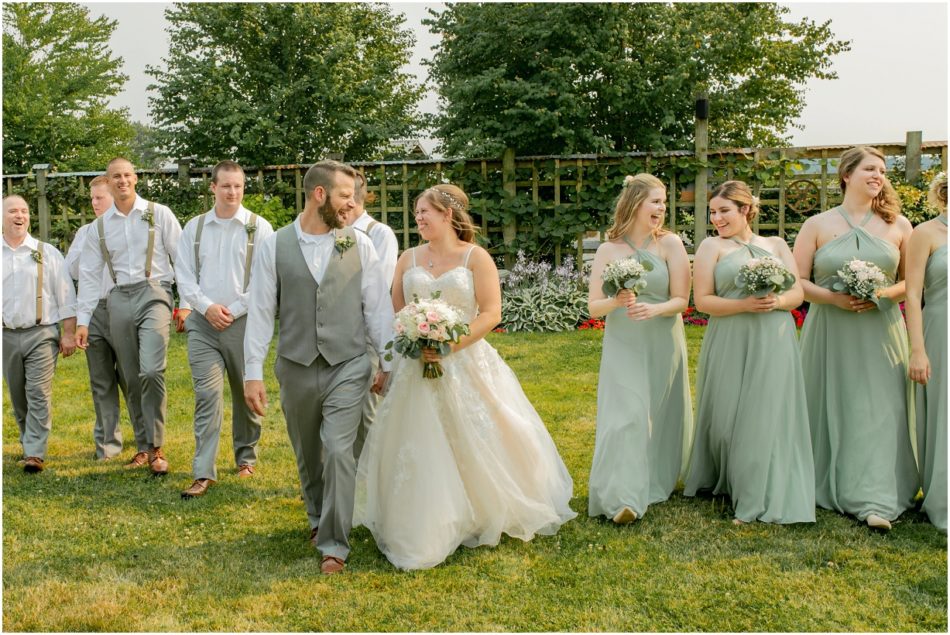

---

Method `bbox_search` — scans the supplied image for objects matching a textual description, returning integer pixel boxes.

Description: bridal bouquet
[601,257,653,297]
[734,256,796,298]
[831,258,889,306]
[386,294,471,379]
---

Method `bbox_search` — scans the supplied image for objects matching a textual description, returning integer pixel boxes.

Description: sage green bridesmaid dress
[588,236,693,520]
[917,215,947,532]
[684,238,815,524]
[801,208,918,522]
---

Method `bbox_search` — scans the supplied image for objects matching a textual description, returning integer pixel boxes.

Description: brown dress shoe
[124,451,149,469]
[320,555,345,575]
[181,478,214,499]
[23,457,44,473]
[237,464,255,478]
[148,447,169,475]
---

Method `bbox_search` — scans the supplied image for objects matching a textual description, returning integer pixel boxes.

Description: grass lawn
[3,326,947,631]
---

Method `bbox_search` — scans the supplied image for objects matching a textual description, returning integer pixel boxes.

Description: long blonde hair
[606,173,668,240]
[838,146,900,223]
[415,184,478,243]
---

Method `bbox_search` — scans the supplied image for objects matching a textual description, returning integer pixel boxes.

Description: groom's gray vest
[274,225,367,367]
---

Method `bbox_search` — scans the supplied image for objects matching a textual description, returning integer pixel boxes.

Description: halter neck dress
[588,236,693,520]
[800,208,918,522]
[684,237,815,523]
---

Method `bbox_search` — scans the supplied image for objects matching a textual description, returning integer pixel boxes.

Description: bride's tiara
[427,187,463,212]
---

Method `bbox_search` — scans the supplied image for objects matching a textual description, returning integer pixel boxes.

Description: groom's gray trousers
[186,312,261,481]
[276,351,372,560]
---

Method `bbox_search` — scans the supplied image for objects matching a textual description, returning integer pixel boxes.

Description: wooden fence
[4,132,946,266]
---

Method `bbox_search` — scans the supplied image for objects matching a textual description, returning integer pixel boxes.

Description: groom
[243,160,393,574]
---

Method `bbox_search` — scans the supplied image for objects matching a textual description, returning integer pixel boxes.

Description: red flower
[173,308,180,321]
[492,327,507,333]
[578,318,605,330]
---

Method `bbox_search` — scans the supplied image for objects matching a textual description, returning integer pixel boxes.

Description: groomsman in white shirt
[2,195,78,472]
[65,175,145,460]
[75,157,190,476]
[342,171,398,459]
[175,160,274,498]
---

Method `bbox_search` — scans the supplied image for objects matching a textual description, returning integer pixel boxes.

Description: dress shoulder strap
[411,246,418,268]
[836,206,873,229]
[462,245,476,268]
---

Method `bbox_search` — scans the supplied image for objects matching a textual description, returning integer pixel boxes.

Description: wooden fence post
[502,147,517,269]
[177,158,191,187]
[32,163,50,242]
[693,95,709,248]
[905,130,922,183]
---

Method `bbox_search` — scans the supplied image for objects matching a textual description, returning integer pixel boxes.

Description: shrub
[242,193,296,229]
[500,251,589,332]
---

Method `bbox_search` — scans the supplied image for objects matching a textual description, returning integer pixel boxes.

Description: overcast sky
[84,1,948,149]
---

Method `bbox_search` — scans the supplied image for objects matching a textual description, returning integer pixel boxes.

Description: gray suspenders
[96,201,157,284]
[194,211,259,292]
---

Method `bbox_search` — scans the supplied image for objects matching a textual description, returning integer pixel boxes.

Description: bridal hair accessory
[429,187,463,212]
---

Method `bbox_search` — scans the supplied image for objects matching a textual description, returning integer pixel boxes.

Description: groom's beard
[318,199,345,229]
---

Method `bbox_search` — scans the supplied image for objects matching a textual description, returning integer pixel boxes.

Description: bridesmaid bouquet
[386,295,471,379]
[832,258,889,306]
[734,256,796,298]
[601,257,653,297]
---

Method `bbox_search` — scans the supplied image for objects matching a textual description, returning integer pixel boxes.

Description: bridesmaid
[587,173,693,524]
[905,172,947,533]
[793,146,918,531]
[684,180,815,525]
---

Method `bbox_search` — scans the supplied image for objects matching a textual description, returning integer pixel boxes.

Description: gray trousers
[276,352,371,560]
[186,312,261,480]
[2,324,59,459]
[87,298,145,457]
[107,280,172,449]
[352,344,381,460]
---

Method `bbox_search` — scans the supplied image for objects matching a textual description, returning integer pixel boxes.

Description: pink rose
[418,322,430,333]
[426,311,440,322]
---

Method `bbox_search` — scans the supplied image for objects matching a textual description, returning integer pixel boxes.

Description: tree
[129,121,168,170]
[147,3,426,165]
[425,3,851,156]
[2,2,134,173]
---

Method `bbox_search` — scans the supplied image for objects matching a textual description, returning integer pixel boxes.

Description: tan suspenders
[96,201,157,284]
[194,211,259,292]
[34,242,44,325]
[366,219,379,234]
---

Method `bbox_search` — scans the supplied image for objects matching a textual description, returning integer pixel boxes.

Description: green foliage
[147,3,426,165]
[500,252,589,331]
[425,3,850,156]
[128,122,168,171]
[242,193,296,229]
[2,2,134,173]
[888,161,944,225]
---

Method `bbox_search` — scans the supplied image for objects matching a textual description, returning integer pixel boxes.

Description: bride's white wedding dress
[353,248,576,570]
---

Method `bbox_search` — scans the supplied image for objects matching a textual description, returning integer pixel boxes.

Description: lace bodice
[402,265,479,323]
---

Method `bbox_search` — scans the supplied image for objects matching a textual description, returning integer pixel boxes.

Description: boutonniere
[245,222,257,236]
[334,234,355,256]
[30,248,42,264]
[141,209,154,227]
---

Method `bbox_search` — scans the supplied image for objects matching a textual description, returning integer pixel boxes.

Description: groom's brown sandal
[320,555,345,575]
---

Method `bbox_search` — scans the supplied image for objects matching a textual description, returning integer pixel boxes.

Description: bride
[353,184,576,570]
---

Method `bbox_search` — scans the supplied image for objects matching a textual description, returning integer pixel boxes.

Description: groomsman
[75,157,190,476]
[342,171,398,459]
[244,160,393,574]
[2,195,77,472]
[175,160,274,498]
[65,176,145,460]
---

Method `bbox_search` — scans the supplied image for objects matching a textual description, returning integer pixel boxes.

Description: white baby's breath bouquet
[601,257,653,297]
[734,256,796,298]
[385,292,471,378]
[831,258,890,307]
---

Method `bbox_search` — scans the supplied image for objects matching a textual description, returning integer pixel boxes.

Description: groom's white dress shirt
[244,217,394,381]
